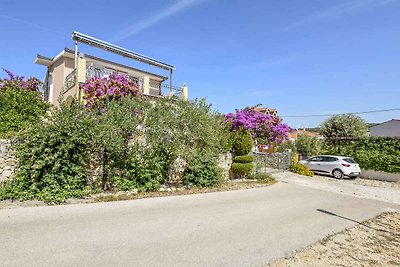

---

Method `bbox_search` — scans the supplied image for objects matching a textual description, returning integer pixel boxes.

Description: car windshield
[343,158,356,164]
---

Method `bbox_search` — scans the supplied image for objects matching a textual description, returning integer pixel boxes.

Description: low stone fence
[252,151,292,173]
[0,139,16,182]
[0,138,234,185]
[361,169,400,183]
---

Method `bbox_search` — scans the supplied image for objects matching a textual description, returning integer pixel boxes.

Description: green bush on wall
[231,130,254,156]
[351,137,400,173]
[231,163,253,179]
[233,155,254,163]
[0,96,232,203]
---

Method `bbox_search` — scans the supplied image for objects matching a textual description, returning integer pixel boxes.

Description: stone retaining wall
[218,152,233,181]
[0,139,16,182]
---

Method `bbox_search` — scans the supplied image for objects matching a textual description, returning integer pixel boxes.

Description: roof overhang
[34,55,53,66]
[72,31,175,71]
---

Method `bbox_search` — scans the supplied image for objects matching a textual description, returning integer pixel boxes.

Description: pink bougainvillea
[80,73,140,108]
[0,68,42,92]
[225,107,291,144]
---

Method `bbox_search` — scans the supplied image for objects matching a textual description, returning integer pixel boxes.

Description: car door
[320,156,339,173]
[306,156,323,172]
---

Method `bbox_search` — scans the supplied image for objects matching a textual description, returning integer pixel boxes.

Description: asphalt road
[0,178,398,267]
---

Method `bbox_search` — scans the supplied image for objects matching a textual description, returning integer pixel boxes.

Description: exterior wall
[370,120,400,137]
[63,57,76,102]
[0,140,16,182]
[48,57,67,106]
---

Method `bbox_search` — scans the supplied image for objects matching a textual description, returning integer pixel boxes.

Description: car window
[309,156,322,162]
[325,156,338,162]
[343,158,356,164]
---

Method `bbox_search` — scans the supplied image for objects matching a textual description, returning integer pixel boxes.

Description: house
[370,119,400,137]
[287,129,323,142]
[35,32,188,106]
[253,107,278,116]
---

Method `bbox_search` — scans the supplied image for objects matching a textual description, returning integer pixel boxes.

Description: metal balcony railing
[62,69,76,95]
[62,64,183,99]
[160,83,183,98]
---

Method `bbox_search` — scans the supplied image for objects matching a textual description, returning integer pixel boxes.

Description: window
[343,158,356,164]
[324,156,338,162]
[309,156,322,162]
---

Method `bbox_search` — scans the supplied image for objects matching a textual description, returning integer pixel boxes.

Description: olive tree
[320,114,368,154]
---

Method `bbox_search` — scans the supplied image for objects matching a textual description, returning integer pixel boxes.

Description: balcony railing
[62,69,76,95]
[160,83,183,98]
[62,65,184,99]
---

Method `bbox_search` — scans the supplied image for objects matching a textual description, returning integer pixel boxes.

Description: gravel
[269,212,400,267]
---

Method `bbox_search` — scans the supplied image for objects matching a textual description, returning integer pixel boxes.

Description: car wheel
[332,169,344,179]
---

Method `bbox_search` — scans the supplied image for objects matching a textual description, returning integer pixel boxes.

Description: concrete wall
[361,169,400,182]
[49,57,67,106]
[370,120,400,137]
[0,140,16,182]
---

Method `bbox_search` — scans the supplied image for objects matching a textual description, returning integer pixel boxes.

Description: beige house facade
[35,48,188,106]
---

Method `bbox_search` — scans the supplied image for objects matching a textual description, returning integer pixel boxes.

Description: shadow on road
[316,209,394,234]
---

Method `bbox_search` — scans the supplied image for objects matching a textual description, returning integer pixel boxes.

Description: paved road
[0,177,398,267]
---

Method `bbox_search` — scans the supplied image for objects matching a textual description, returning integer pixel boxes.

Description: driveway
[0,174,398,267]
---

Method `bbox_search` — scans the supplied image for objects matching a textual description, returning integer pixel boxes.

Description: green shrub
[290,163,314,177]
[233,155,254,163]
[0,84,49,138]
[231,162,253,179]
[248,173,274,181]
[231,130,254,156]
[113,147,166,191]
[0,102,94,203]
[351,137,400,173]
[0,91,232,202]
[183,158,223,187]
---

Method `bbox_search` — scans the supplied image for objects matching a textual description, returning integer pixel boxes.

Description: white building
[370,119,400,137]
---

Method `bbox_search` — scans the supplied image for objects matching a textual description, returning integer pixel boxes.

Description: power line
[281,108,400,118]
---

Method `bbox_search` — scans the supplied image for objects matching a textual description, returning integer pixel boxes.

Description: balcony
[62,63,186,100]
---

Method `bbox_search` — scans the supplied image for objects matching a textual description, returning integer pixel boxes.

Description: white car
[299,155,361,179]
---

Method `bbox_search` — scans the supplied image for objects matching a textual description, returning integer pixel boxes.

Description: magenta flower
[80,73,140,108]
[225,107,292,144]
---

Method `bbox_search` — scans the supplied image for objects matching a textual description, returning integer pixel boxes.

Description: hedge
[233,155,254,163]
[350,137,400,173]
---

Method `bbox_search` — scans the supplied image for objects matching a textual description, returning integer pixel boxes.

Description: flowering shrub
[0,68,48,138]
[80,73,140,107]
[0,68,42,92]
[225,107,291,144]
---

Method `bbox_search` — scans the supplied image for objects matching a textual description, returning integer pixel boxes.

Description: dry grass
[94,179,276,202]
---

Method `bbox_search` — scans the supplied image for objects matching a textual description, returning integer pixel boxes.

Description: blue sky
[1,0,399,127]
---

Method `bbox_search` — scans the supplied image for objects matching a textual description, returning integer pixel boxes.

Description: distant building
[253,107,278,116]
[370,119,400,137]
[288,129,323,141]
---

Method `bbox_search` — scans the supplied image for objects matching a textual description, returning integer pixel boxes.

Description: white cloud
[286,0,396,30]
[111,0,206,42]
[0,14,63,35]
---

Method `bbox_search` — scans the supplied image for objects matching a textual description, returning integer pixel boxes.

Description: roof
[297,129,321,137]
[370,119,400,128]
[254,107,277,114]
[35,48,168,81]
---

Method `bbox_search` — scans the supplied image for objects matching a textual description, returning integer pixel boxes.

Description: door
[306,156,324,172]
[320,156,339,173]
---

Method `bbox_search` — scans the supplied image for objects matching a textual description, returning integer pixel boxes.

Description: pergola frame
[71,31,175,90]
